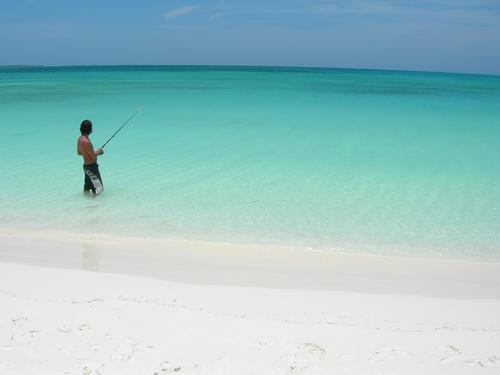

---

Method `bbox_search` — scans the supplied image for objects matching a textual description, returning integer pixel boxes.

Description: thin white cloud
[164,6,198,22]
[210,12,224,21]
[306,0,500,26]
[308,0,500,15]
[308,1,398,15]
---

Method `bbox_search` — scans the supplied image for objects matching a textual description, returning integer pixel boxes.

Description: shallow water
[1,66,500,259]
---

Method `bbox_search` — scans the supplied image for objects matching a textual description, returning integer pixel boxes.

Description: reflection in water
[82,242,100,271]
[82,193,104,229]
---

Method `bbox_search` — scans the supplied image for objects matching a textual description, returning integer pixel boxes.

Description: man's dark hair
[80,120,92,135]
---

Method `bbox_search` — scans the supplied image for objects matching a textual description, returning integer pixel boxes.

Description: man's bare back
[77,135,103,165]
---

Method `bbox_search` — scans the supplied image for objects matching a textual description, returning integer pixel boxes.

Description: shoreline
[3,225,500,263]
[1,229,500,299]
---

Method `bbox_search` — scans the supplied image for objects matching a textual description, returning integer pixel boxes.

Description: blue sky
[1,0,499,74]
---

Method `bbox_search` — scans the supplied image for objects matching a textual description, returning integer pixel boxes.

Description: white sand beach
[1,231,500,374]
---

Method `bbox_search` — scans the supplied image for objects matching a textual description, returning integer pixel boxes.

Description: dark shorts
[83,163,103,194]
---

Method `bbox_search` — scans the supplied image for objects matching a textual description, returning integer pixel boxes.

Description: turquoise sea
[1,66,500,260]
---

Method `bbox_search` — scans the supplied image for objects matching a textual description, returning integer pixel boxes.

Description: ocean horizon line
[1,63,499,78]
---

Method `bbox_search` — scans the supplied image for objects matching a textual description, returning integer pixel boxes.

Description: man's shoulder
[78,136,91,144]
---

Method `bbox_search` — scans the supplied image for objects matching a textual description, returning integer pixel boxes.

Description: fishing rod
[101,109,142,149]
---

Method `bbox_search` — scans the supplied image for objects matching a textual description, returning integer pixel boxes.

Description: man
[77,120,105,195]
